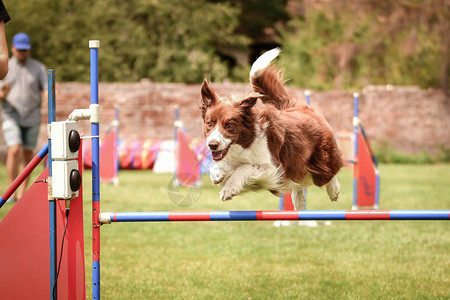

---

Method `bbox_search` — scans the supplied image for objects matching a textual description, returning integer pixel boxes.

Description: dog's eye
[225,122,234,131]
[206,121,213,128]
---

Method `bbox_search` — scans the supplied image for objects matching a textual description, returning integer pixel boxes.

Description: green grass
[1,164,450,299]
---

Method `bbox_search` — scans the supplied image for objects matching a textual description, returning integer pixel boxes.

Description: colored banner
[0,145,85,299]
[176,128,200,186]
[356,132,377,208]
[100,128,118,183]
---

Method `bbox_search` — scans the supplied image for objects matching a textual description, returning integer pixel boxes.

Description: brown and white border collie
[200,48,343,210]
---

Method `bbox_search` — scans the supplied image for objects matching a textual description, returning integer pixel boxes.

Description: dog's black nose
[208,140,219,151]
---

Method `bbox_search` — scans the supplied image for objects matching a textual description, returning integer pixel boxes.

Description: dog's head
[200,79,260,161]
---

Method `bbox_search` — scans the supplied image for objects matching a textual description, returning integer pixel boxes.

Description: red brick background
[0,81,448,162]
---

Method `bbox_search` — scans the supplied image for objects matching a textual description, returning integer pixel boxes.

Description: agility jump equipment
[352,92,380,209]
[174,105,206,187]
[0,87,86,300]
[99,210,450,223]
[0,41,449,300]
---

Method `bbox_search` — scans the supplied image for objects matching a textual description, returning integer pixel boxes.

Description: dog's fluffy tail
[250,48,281,79]
[250,48,298,110]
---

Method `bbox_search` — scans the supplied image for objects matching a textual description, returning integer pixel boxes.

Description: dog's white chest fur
[208,127,294,201]
[225,132,274,168]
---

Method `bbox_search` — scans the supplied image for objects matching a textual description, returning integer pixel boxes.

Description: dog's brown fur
[253,66,343,186]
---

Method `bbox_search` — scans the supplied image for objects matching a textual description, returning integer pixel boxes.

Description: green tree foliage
[4,0,249,83]
[277,0,450,91]
[217,0,289,40]
[3,0,449,90]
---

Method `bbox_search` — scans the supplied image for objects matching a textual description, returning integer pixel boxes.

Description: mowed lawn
[1,164,449,299]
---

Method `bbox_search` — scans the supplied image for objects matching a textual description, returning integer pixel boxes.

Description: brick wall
[0,81,449,162]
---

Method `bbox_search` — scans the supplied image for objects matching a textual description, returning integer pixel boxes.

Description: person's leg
[18,148,33,198]
[6,144,21,185]
[2,119,22,200]
[18,124,40,198]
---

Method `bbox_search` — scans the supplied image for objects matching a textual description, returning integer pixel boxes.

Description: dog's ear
[236,93,261,111]
[200,79,218,119]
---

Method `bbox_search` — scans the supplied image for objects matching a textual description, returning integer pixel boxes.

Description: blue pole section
[352,92,359,209]
[175,105,180,122]
[305,90,310,106]
[278,193,284,210]
[90,40,101,300]
[375,173,380,208]
[48,69,57,299]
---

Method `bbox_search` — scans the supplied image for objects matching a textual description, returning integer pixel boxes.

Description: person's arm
[0,81,10,99]
[39,63,48,101]
[0,21,8,79]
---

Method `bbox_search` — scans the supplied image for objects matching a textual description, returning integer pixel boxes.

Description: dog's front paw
[328,189,339,202]
[219,182,241,201]
[326,176,340,202]
[210,163,225,185]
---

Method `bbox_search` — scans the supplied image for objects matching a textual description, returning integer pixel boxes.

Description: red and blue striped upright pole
[0,143,48,209]
[90,40,101,300]
[352,92,359,209]
[48,69,58,299]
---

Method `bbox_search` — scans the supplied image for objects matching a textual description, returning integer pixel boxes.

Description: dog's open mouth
[211,145,231,161]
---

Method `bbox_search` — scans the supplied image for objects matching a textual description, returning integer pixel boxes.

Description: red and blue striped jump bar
[99,210,450,223]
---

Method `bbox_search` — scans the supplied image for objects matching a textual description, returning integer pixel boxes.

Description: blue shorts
[2,119,40,150]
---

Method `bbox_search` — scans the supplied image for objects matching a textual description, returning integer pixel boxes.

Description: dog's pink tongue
[212,150,223,161]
